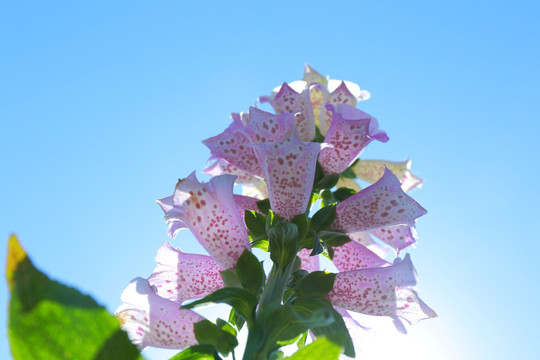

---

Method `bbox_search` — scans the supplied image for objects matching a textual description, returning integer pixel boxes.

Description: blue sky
[1,1,539,359]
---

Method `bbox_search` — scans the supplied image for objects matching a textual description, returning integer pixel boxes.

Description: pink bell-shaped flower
[115,277,204,350]
[319,104,389,175]
[157,173,251,270]
[147,242,225,303]
[332,168,427,233]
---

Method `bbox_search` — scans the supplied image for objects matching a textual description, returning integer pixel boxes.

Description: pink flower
[332,168,427,233]
[351,158,423,192]
[147,242,225,303]
[157,173,251,270]
[251,126,326,221]
[115,277,204,350]
[297,248,320,273]
[319,104,389,175]
[331,240,390,272]
[327,254,437,333]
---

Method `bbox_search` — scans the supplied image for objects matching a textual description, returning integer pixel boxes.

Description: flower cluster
[116,65,436,359]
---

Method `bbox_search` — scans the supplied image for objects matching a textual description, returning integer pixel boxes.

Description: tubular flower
[331,240,390,272]
[297,248,320,273]
[332,168,427,233]
[202,116,264,177]
[351,158,423,192]
[252,125,326,221]
[370,225,417,252]
[115,277,204,350]
[319,104,389,175]
[147,242,224,303]
[327,254,437,333]
[157,173,251,270]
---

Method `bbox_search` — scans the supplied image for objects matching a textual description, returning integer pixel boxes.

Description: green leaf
[245,210,267,238]
[228,308,245,331]
[236,250,265,294]
[285,337,342,360]
[333,187,357,201]
[265,210,283,232]
[294,271,336,298]
[309,235,324,256]
[260,304,334,344]
[291,214,309,243]
[318,231,351,247]
[309,205,336,232]
[216,318,237,337]
[326,246,335,260]
[6,235,142,360]
[251,238,269,251]
[256,199,271,214]
[293,298,355,357]
[220,269,242,288]
[182,288,257,324]
[193,320,238,356]
[315,173,340,190]
[268,222,299,269]
[296,331,308,349]
[168,344,221,360]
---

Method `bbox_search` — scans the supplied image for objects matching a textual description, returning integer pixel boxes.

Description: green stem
[242,261,295,360]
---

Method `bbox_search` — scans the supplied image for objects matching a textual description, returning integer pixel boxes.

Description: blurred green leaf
[168,345,221,360]
[6,235,142,360]
[193,320,238,356]
[285,337,341,360]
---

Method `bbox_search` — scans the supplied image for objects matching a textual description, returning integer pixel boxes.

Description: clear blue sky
[1,1,539,359]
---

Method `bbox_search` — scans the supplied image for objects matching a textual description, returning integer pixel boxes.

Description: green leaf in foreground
[6,234,142,360]
[285,337,342,360]
[194,320,238,356]
[169,344,221,360]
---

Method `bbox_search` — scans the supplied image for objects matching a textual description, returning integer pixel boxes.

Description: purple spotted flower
[332,168,427,233]
[147,242,224,303]
[157,173,251,270]
[318,104,389,175]
[327,254,437,333]
[115,277,204,350]
[251,125,326,221]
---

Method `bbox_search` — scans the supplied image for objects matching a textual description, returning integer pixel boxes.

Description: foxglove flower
[202,117,264,177]
[351,159,423,192]
[259,82,316,141]
[332,168,427,233]
[115,277,204,350]
[157,173,251,270]
[319,104,389,175]
[327,254,437,333]
[370,225,417,251]
[147,242,224,303]
[252,126,326,221]
[331,240,390,271]
[297,248,320,273]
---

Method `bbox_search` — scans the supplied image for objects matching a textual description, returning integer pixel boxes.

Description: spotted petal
[202,118,263,177]
[332,241,390,272]
[319,104,389,175]
[203,158,262,184]
[297,248,320,273]
[259,84,316,141]
[352,159,423,192]
[115,277,204,350]
[332,168,427,233]
[147,242,224,303]
[252,127,325,221]
[327,254,436,332]
[371,225,417,251]
[157,173,251,270]
[244,106,294,144]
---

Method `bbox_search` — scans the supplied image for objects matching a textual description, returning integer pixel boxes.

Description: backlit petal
[115,277,203,350]
[157,173,251,269]
[332,241,390,272]
[148,242,224,303]
[332,168,427,233]
[319,104,389,174]
[352,159,423,192]
[253,127,325,221]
